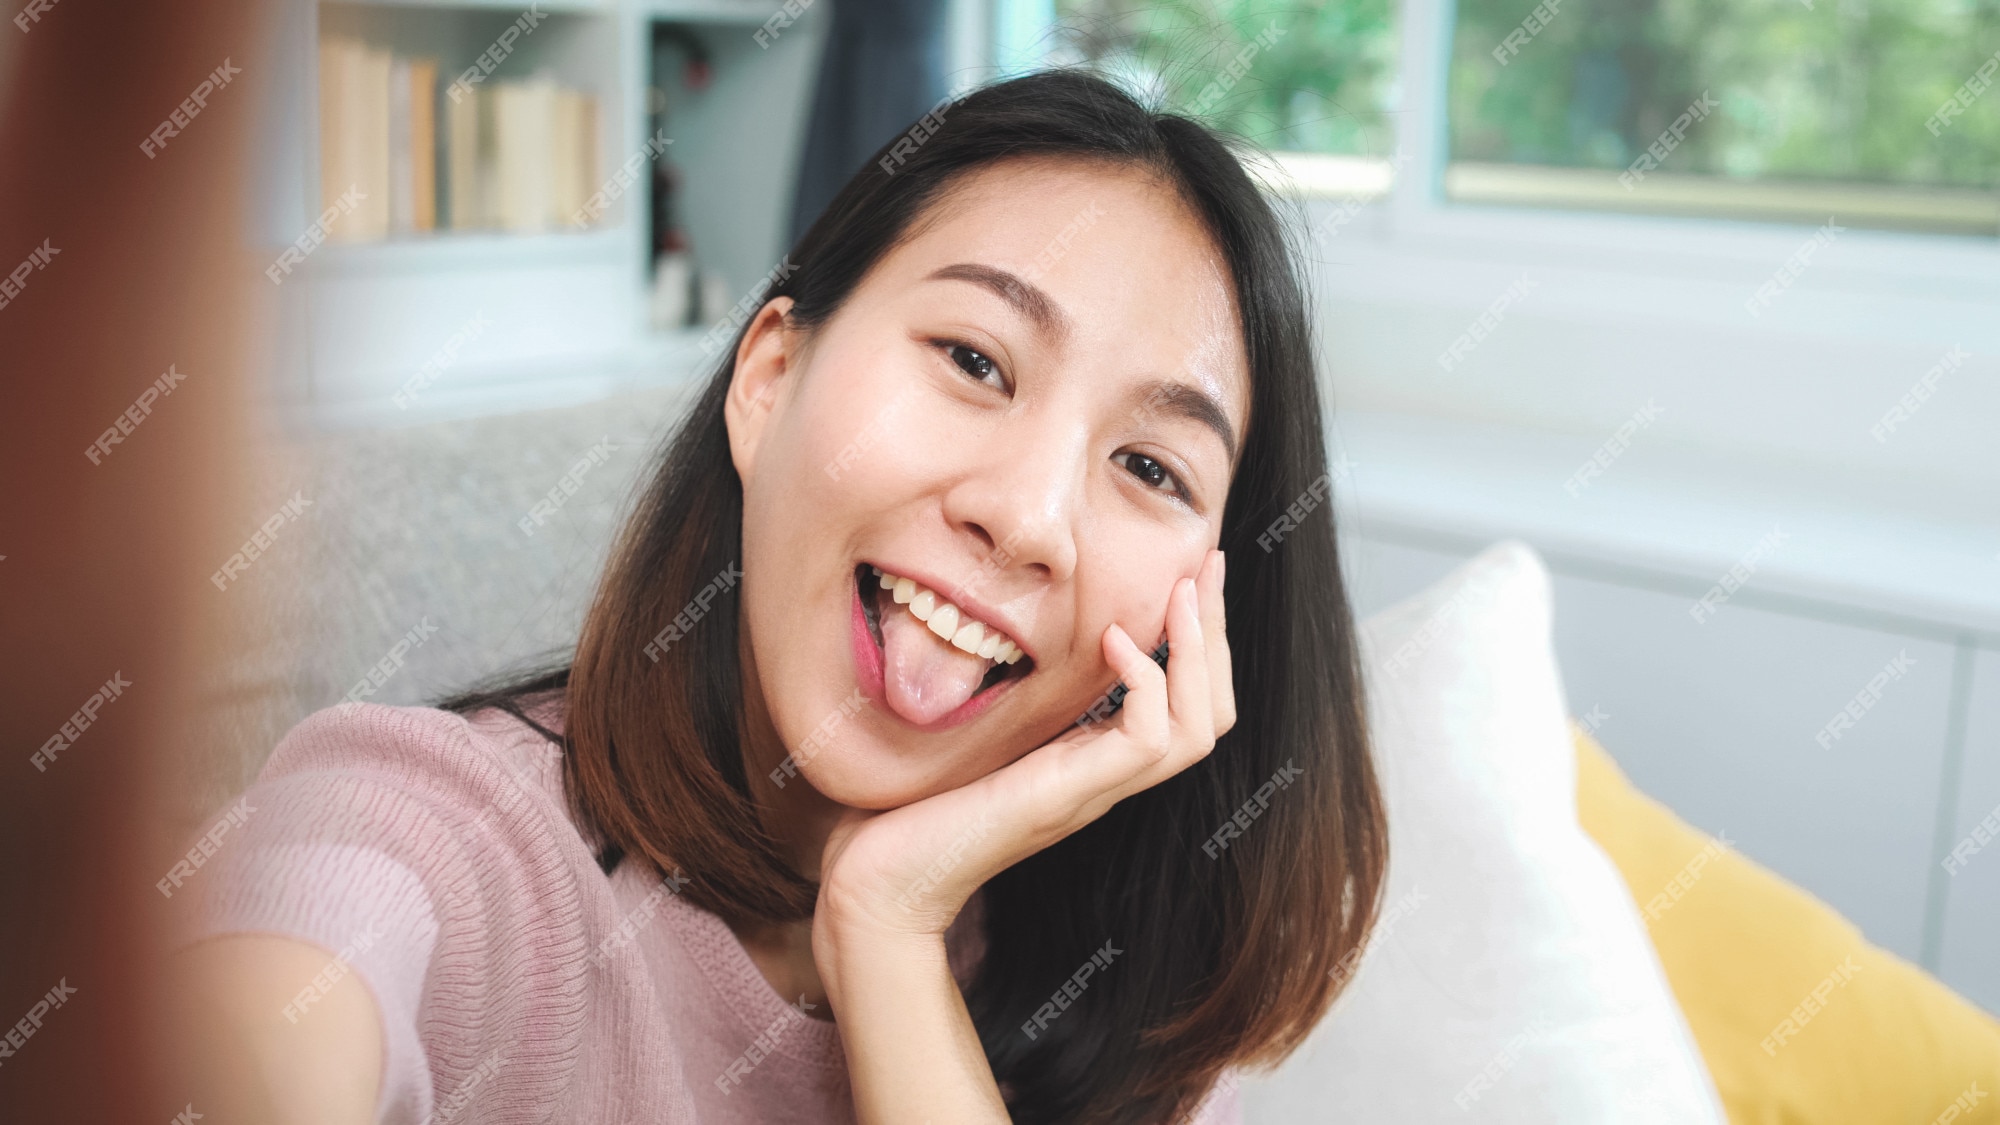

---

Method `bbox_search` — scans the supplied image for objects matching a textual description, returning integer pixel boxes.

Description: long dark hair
[442,67,1383,1125]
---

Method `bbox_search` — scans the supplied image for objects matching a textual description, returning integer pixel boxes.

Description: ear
[724,297,798,484]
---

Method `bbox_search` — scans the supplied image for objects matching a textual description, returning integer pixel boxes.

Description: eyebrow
[925,262,1072,347]
[1130,380,1239,465]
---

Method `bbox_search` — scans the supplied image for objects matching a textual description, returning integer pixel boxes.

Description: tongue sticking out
[879,601,994,726]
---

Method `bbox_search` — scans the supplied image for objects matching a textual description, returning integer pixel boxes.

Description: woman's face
[726,157,1251,810]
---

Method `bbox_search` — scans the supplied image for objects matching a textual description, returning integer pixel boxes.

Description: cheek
[1077,541,1206,656]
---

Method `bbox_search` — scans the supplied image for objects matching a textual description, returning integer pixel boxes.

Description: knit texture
[171,701,1244,1124]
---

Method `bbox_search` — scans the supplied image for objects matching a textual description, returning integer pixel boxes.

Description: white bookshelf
[269,0,828,428]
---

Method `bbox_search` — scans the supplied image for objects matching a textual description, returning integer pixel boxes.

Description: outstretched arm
[168,934,384,1125]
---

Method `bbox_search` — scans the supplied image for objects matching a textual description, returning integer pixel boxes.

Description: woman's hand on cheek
[812,548,1235,959]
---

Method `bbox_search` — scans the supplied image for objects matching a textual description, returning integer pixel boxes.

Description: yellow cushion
[1572,723,2000,1124]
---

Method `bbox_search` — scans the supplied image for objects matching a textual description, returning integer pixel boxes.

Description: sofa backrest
[187,383,704,820]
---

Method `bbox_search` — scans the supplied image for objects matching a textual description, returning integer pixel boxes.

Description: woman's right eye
[937,341,1001,387]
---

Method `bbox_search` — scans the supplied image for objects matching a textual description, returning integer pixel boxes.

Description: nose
[939,418,1082,594]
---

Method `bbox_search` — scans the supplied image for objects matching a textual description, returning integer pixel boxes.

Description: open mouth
[856,562,1034,704]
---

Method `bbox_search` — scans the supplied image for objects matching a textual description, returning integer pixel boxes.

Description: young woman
[170,69,1385,1124]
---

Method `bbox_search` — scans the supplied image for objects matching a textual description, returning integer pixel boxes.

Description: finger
[1101,621,1169,760]
[1029,622,1173,828]
[1202,549,1237,735]
[1162,575,1213,763]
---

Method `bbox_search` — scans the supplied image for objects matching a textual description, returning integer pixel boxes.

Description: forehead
[870,157,1252,436]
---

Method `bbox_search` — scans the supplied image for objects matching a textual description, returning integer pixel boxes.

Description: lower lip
[849,571,1021,731]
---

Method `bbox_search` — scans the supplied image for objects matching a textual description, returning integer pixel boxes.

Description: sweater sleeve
[173,703,596,1125]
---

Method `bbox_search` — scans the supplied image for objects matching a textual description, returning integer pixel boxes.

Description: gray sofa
[182,382,707,832]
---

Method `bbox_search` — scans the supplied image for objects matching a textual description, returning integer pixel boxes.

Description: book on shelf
[319,35,599,242]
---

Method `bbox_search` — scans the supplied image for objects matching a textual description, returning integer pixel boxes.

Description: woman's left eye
[1114,451,1190,501]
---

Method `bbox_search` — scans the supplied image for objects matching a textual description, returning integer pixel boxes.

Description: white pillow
[1240,541,1726,1123]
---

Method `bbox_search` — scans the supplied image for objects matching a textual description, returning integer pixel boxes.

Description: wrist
[813,897,951,1004]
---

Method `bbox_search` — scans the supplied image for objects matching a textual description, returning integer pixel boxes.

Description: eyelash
[929,338,1195,507]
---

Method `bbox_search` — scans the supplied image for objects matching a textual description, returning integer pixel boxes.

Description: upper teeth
[871,566,1026,665]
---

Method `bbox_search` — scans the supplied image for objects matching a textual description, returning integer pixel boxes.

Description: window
[1448,0,2000,234]
[1024,0,1403,165]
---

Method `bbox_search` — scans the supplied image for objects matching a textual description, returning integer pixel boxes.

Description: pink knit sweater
[174,701,1245,1124]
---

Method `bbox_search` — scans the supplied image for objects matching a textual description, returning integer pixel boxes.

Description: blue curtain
[787,0,950,247]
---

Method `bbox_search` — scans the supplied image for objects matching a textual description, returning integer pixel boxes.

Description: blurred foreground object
[0,0,266,1119]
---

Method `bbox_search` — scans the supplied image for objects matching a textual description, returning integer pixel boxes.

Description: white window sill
[1330,410,2000,642]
